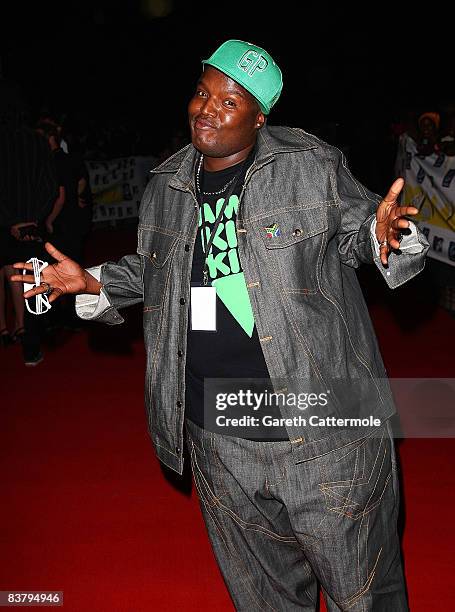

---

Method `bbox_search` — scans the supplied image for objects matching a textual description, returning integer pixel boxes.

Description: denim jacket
[77,126,429,474]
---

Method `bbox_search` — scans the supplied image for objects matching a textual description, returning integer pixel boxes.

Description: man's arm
[45,185,65,233]
[12,175,157,321]
[35,137,59,223]
[11,243,144,326]
[333,150,429,288]
[76,254,144,325]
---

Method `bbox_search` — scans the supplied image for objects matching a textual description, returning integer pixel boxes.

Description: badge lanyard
[197,156,248,286]
[191,155,249,332]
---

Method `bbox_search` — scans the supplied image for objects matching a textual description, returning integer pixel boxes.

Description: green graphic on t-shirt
[199,195,255,337]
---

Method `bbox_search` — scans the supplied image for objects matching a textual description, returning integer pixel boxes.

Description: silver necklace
[196,154,237,196]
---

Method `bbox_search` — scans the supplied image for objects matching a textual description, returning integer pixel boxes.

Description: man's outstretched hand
[10,242,102,302]
[375,178,419,266]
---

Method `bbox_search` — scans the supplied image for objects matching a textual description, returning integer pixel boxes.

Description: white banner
[395,134,455,266]
[86,156,157,222]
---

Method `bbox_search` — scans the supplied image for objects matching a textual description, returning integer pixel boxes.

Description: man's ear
[255,112,266,130]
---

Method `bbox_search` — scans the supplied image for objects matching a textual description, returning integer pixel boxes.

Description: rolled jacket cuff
[75,265,111,319]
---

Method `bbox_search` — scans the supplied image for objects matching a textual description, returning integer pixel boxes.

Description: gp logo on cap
[202,39,283,115]
[238,51,269,77]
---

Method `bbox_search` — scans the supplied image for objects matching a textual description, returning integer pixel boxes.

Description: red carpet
[1,228,454,611]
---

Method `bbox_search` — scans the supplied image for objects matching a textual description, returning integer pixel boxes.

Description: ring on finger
[40,281,53,296]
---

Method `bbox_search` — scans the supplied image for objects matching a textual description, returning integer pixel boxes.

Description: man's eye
[224,100,236,107]
[196,90,207,97]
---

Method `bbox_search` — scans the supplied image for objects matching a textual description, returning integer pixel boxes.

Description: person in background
[0,80,57,364]
[0,268,11,346]
[36,121,92,328]
[416,111,441,157]
[36,121,92,260]
[37,112,69,153]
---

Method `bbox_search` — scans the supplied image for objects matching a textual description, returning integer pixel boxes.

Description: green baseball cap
[202,39,283,115]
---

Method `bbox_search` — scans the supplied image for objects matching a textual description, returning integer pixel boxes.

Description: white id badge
[190,285,217,331]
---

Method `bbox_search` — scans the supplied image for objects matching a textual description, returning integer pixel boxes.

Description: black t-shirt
[53,148,91,229]
[185,150,286,440]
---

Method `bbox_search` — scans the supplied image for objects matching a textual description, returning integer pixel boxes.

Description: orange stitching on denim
[326,473,392,520]
[190,447,225,508]
[259,217,325,384]
[357,512,370,602]
[320,436,392,519]
[194,465,280,611]
[340,444,359,517]
[244,201,334,223]
[209,434,229,497]
[194,439,295,544]
[316,227,385,403]
[147,236,177,433]
[216,504,297,543]
[285,288,318,295]
[321,435,384,487]
[340,548,382,609]
[259,335,273,343]
[265,463,288,490]
[138,223,185,239]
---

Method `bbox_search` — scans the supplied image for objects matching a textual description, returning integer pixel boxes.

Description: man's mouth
[194,118,217,130]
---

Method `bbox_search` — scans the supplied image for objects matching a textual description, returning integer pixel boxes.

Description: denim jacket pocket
[137,226,178,311]
[137,226,178,268]
[255,207,329,292]
[258,206,328,249]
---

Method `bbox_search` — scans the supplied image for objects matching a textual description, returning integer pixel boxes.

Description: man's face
[420,117,436,139]
[188,66,264,158]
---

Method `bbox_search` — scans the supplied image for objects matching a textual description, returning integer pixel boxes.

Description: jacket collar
[151,125,319,192]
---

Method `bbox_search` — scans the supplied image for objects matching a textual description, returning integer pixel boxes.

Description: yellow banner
[396,134,455,265]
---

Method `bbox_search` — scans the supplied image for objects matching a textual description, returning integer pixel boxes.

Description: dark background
[1,1,452,192]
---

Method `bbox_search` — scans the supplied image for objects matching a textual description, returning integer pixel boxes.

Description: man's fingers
[382,177,405,204]
[12,262,34,271]
[45,241,67,262]
[23,286,48,299]
[10,274,36,283]
[379,243,389,266]
[388,238,401,250]
[391,218,411,231]
[22,284,62,302]
[394,205,419,217]
[48,288,63,303]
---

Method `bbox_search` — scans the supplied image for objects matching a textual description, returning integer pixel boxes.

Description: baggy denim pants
[185,419,408,611]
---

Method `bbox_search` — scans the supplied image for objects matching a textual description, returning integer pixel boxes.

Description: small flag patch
[264,223,281,238]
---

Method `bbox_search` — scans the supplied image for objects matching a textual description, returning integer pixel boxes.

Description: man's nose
[200,96,218,117]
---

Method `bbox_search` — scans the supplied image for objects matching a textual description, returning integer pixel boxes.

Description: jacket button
[184,244,190,252]
[293,228,302,237]
[180,298,186,305]
[176,401,182,407]
[177,350,183,357]
[176,446,181,453]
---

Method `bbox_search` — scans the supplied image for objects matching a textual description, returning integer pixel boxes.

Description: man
[416,111,441,157]
[36,120,92,329]
[36,113,69,153]
[0,79,57,365]
[36,121,92,263]
[13,40,429,610]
